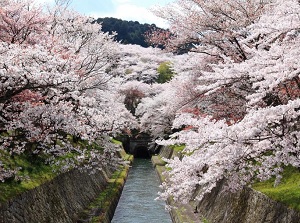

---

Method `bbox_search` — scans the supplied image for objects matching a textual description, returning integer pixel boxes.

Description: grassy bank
[88,166,130,223]
[253,166,300,211]
[79,149,133,223]
[151,153,199,223]
[0,152,57,203]
[0,138,128,204]
[153,145,300,223]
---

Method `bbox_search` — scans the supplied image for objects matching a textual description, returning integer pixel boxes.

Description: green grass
[0,153,56,203]
[170,144,190,157]
[202,218,210,223]
[170,144,185,152]
[111,138,134,162]
[87,166,128,223]
[253,166,300,211]
[78,145,132,223]
[0,136,108,203]
[111,138,123,145]
[0,136,132,223]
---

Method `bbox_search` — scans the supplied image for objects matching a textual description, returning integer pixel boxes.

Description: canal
[111,158,172,223]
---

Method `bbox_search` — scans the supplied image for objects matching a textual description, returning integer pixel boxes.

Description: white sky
[34,0,173,28]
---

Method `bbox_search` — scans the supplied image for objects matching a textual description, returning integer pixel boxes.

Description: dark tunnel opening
[134,146,151,159]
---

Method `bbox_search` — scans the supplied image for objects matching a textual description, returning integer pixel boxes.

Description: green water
[111,158,172,223]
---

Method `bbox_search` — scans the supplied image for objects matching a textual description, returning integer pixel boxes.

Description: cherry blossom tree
[116,80,153,115]
[112,44,177,84]
[151,0,270,59]
[114,44,181,134]
[136,53,205,139]
[0,0,137,181]
[147,0,300,205]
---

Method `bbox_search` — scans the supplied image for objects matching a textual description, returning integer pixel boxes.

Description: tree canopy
[141,0,300,204]
[0,0,299,210]
[0,0,138,181]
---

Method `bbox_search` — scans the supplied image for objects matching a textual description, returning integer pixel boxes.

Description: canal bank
[151,153,200,223]
[152,146,300,223]
[77,147,134,223]
[0,145,133,223]
[0,164,127,223]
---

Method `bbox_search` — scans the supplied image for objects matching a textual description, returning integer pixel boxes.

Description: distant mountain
[94,17,161,47]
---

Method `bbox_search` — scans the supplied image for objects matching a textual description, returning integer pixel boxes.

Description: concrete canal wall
[152,146,300,223]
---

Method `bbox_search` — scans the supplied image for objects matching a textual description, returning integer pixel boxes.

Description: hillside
[94,17,160,47]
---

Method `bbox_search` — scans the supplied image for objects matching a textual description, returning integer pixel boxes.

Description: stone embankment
[152,146,300,223]
[0,148,132,223]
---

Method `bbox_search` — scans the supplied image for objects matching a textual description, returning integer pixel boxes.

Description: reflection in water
[111,158,171,223]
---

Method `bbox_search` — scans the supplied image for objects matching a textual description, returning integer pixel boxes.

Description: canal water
[111,158,172,223]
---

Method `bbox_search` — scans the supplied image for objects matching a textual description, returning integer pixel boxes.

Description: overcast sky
[34,0,173,28]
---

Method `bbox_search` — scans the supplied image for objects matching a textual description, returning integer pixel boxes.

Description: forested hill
[94,17,159,47]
